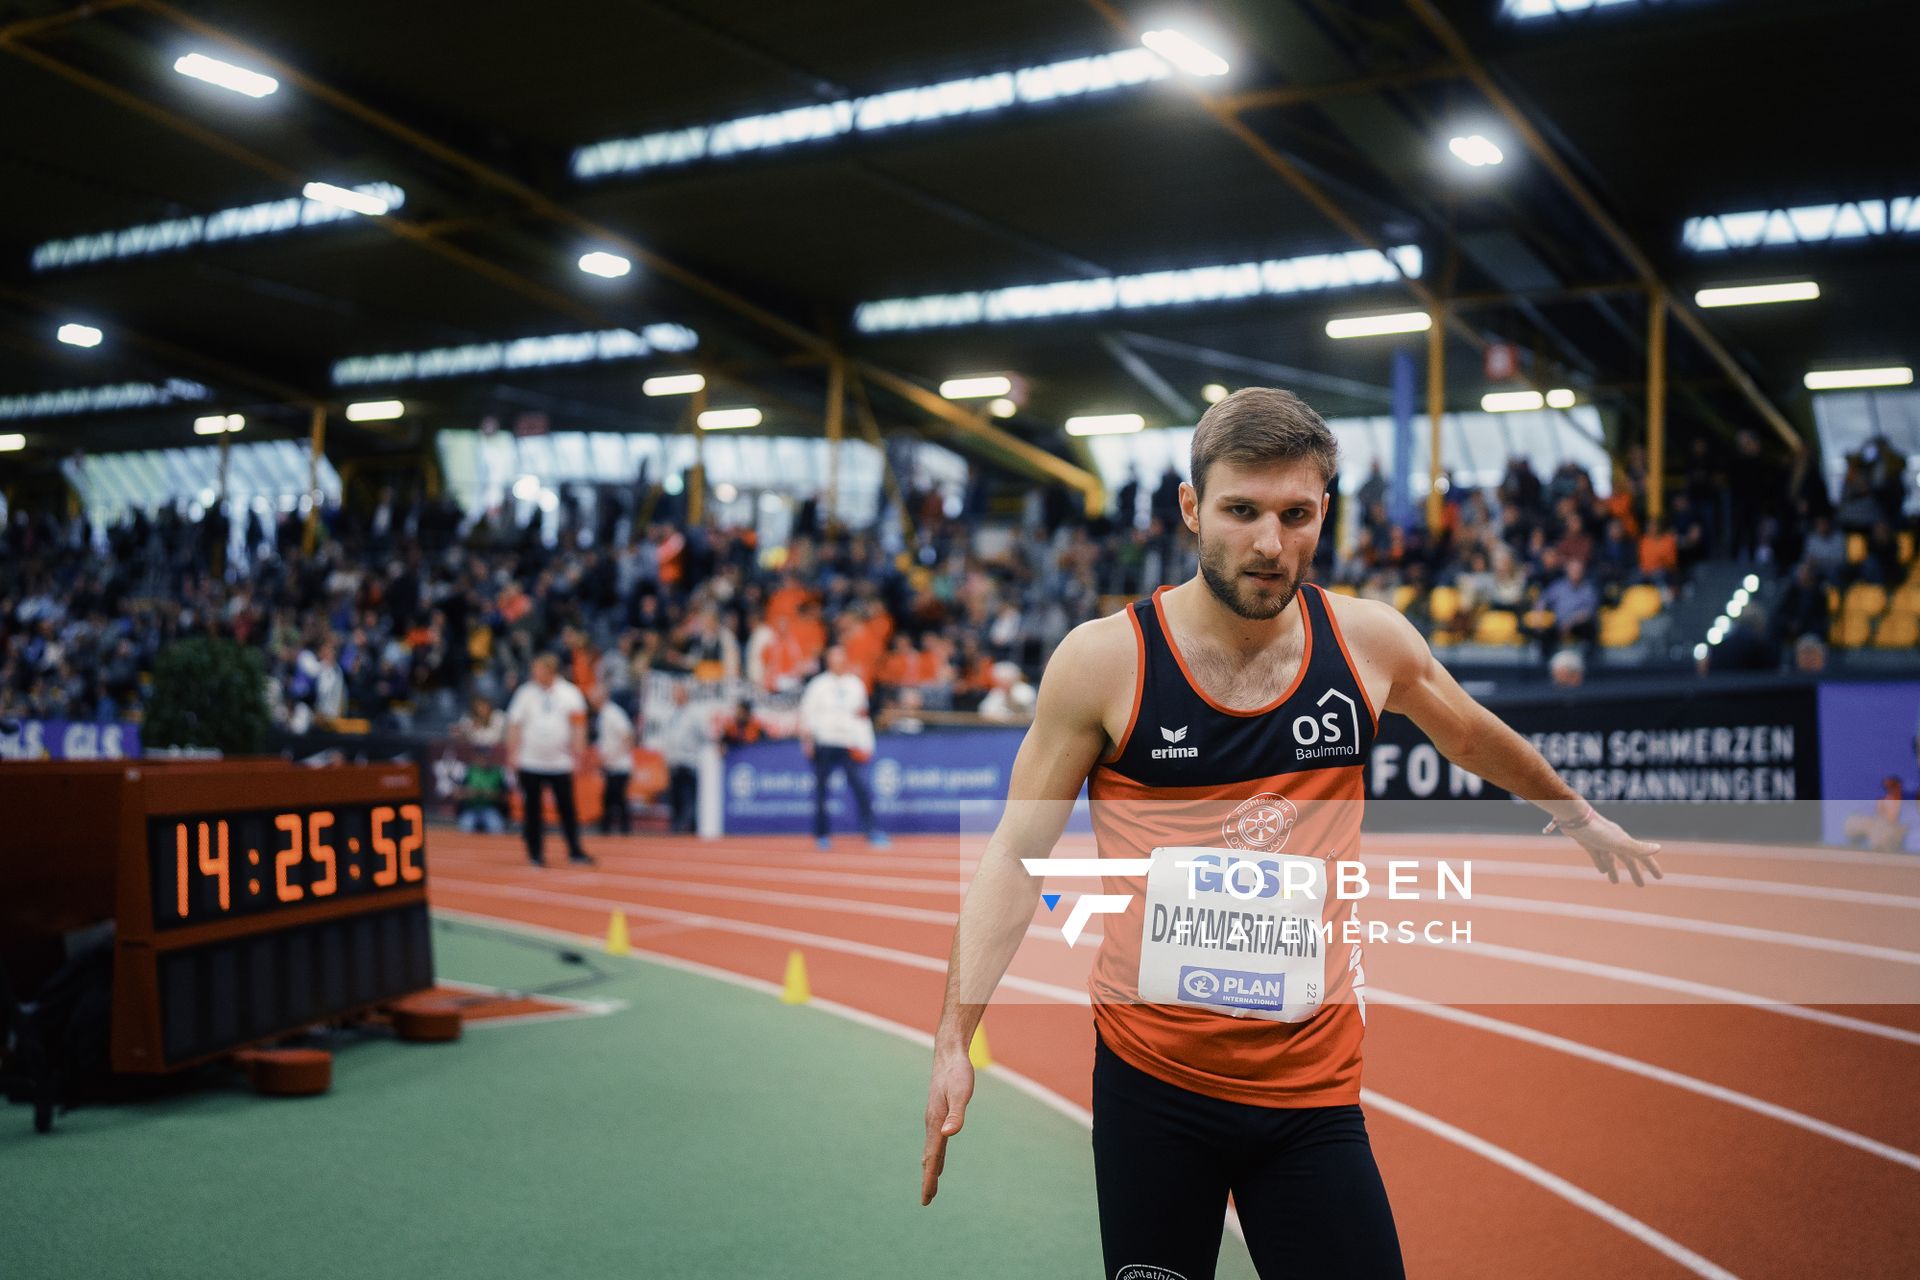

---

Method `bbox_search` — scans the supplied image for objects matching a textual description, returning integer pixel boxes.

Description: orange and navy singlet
[1087,581,1379,1108]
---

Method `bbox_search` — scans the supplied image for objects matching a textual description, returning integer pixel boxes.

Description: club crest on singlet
[1222,792,1297,852]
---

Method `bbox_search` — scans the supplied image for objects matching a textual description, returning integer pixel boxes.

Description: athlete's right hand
[920,1048,974,1205]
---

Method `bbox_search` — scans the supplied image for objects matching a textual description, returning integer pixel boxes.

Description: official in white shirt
[798,645,890,851]
[660,682,710,835]
[592,687,637,836]
[504,654,595,866]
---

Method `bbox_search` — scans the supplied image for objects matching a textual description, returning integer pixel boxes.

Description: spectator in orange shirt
[565,627,598,695]
[841,608,887,689]
[879,633,919,690]
[719,699,764,749]
[791,602,828,668]
[1638,516,1679,583]
[766,574,811,629]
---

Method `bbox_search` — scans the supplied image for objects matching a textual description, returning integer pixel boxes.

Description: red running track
[426,829,1920,1279]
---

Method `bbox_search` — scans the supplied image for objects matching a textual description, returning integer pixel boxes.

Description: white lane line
[584,873,962,925]
[431,906,1735,1275]
[435,875,1920,1043]
[431,977,627,1028]
[1454,894,1920,966]
[1402,937,1920,1048]
[433,876,1090,1005]
[434,869,1103,944]
[1362,856,1920,910]
[434,906,1096,1120]
[589,859,967,894]
[1360,1090,1742,1280]
[1360,834,1920,871]
[436,849,977,890]
[1369,989,1920,1173]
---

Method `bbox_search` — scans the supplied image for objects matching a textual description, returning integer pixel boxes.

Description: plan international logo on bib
[1152,724,1198,759]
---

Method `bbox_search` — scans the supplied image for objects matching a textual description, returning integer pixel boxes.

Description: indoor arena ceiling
[0,0,1910,477]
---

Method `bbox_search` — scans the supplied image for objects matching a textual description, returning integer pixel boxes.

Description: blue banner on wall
[1818,681,1920,853]
[725,729,1038,836]
[0,719,142,761]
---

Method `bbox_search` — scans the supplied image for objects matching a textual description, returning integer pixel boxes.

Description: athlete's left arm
[1366,601,1663,886]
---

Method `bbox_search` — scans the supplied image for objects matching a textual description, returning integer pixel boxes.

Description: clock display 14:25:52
[150,803,426,928]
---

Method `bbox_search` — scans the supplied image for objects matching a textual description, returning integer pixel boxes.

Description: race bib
[1136,846,1328,1024]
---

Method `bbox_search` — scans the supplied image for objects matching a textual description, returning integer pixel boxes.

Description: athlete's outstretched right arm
[920,621,1122,1206]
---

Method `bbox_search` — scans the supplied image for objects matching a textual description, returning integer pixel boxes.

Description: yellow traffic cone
[781,949,812,1005]
[605,910,631,956]
[968,1022,992,1069]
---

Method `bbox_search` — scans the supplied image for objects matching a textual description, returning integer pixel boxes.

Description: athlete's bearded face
[1181,459,1328,621]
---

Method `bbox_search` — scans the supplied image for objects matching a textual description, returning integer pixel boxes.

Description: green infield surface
[4,914,1260,1279]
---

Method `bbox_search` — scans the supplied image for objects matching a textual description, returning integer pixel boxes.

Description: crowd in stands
[1,431,1913,738]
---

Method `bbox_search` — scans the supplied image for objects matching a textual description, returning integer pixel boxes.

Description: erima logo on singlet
[1152,724,1198,759]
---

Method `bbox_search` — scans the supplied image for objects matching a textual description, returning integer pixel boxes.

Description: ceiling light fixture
[0,434,25,453]
[1326,311,1432,339]
[1140,29,1230,77]
[1448,134,1504,167]
[939,375,1013,399]
[698,407,762,430]
[578,251,632,278]
[987,398,1018,418]
[302,182,389,216]
[643,373,706,396]
[193,414,245,434]
[173,52,279,98]
[1065,413,1145,437]
[57,323,103,348]
[1803,367,1913,390]
[345,400,404,422]
[1694,281,1820,308]
[1481,391,1545,413]
[1545,388,1576,409]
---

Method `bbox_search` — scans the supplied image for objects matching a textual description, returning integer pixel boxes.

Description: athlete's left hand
[1567,812,1663,887]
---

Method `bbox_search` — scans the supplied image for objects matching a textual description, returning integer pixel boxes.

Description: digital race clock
[150,801,426,929]
[0,759,436,1074]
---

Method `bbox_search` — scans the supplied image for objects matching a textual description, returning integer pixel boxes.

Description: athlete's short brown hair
[1189,387,1339,496]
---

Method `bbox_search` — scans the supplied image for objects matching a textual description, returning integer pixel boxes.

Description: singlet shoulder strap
[1305,582,1378,732]
[1099,600,1152,764]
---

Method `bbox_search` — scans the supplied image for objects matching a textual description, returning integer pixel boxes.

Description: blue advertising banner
[1818,681,1920,853]
[724,728,1036,836]
[0,719,142,761]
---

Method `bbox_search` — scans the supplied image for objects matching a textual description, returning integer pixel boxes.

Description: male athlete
[919,388,1663,1279]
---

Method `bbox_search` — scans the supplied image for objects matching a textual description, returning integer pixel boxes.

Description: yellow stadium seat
[1428,586,1460,624]
[1475,610,1521,645]
[1522,609,1556,632]
[1392,584,1419,612]
[1330,583,1358,597]
[1599,608,1641,648]
[1833,612,1873,648]
[1874,612,1919,648]
[1892,586,1920,617]
[1847,533,1868,564]
[1619,584,1663,620]
[1827,585,1841,615]
[1844,583,1888,617]
[1901,531,1916,565]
